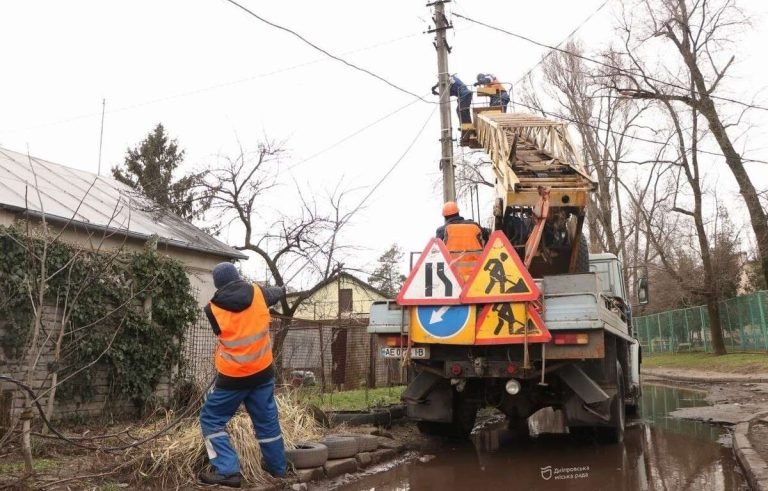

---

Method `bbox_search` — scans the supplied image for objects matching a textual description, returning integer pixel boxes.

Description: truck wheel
[417,421,451,436]
[600,362,625,444]
[574,234,590,273]
[450,395,479,439]
[416,393,478,440]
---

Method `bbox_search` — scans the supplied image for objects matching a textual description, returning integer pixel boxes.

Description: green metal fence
[634,291,768,353]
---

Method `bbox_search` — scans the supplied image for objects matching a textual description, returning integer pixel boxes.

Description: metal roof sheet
[0,147,245,259]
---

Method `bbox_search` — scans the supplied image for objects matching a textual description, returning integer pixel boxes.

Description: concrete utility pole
[430,0,456,203]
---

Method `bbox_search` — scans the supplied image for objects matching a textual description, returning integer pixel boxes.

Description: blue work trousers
[200,379,287,477]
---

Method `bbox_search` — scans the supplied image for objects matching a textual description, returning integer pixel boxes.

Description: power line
[286,94,427,172]
[453,12,768,113]
[222,0,433,104]
[512,0,611,86]
[281,107,437,285]
[508,98,768,164]
[1,29,424,136]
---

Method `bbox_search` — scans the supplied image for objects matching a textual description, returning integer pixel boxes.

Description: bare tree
[201,141,352,369]
[614,0,768,289]
[620,96,728,353]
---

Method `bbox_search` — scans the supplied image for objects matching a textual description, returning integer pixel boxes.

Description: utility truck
[367,108,647,442]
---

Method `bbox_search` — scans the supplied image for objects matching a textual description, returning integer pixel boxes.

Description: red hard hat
[442,201,459,217]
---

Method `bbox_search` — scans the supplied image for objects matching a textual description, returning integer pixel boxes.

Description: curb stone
[641,368,768,384]
[732,411,768,491]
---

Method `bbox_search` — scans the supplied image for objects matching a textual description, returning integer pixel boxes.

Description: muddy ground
[2,371,764,490]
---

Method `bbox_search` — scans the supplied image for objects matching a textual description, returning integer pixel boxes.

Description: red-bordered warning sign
[475,303,551,345]
[396,238,464,306]
[460,230,540,303]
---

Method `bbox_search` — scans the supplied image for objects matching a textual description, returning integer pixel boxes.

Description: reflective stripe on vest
[210,284,273,377]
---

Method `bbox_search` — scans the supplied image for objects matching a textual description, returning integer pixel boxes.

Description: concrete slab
[376,438,404,452]
[323,458,358,478]
[356,451,372,467]
[370,448,397,465]
[670,404,763,424]
[295,467,324,483]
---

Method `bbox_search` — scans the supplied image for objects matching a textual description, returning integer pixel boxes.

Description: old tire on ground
[329,433,379,452]
[574,234,590,273]
[286,442,328,469]
[599,362,626,444]
[321,436,359,459]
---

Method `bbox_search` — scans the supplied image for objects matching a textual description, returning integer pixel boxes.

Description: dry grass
[122,391,323,488]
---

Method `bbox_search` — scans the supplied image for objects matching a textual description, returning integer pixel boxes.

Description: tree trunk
[21,402,33,475]
[697,98,768,288]
[706,299,726,355]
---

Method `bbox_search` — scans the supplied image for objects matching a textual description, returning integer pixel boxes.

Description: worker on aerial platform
[436,201,490,280]
[475,73,510,112]
[432,74,473,125]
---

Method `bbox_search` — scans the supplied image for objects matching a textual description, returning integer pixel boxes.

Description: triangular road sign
[460,230,540,303]
[397,238,463,306]
[475,303,551,345]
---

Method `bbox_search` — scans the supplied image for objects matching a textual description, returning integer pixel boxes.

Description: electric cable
[221,0,433,104]
[510,0,612,86]
[0,374,213,452]
[0,28,424,135]
[507,97,768,164]
[453,12,768,112]
[285,93,428,172]
[280,107,437,285]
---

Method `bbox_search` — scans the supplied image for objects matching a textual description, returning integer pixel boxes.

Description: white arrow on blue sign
[416,304,471,339]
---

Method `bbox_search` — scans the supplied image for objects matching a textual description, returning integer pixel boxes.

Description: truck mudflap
[557,364,610,405]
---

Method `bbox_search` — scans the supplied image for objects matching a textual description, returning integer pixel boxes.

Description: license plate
[381,346,430,359]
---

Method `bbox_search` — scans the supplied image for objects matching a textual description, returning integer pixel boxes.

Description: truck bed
[542,273,632,341]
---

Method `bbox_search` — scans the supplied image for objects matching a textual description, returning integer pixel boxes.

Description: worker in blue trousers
[432,74,474,124]
[199,262,287,488]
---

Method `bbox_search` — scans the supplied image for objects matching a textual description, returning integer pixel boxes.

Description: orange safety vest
[445,223,484,280]
[209,285,273,377]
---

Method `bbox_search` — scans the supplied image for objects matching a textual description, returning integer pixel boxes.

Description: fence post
[657,314,664,352]
[723,300,736,351]
[700,307,708,353]
[684,309,690,346]
[758,292,768,352]
[735,297,746,351]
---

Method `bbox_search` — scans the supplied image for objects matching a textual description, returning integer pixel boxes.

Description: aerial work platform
[461,111,596,209]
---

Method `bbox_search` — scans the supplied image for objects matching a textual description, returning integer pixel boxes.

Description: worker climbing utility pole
[429,0,456,203]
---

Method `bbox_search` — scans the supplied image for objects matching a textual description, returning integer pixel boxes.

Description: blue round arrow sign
[416,305,471,338]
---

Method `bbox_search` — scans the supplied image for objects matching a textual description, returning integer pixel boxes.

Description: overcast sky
[1,0,766,289]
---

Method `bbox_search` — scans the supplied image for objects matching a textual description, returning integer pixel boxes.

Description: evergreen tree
[368,244,406,298]
[112,124,206,220]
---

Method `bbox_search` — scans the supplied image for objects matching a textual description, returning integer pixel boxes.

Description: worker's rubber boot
[199,469,242,488]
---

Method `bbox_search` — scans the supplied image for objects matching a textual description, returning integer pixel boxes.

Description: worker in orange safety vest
[436,201,490,280]
[199,262,287,488]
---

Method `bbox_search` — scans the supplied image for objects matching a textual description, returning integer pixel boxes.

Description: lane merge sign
[397,238,463,305]
[461,230,541,303]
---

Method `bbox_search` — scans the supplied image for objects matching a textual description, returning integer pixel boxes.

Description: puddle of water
[336,384,747,490]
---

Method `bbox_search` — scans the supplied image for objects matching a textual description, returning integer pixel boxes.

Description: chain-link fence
[182,311,405,393]
[635,291,768,353]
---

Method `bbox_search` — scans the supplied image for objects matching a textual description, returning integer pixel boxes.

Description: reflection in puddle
[337,384,747,490]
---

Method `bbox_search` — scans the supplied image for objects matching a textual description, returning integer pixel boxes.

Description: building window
[339,288,353,313]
